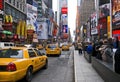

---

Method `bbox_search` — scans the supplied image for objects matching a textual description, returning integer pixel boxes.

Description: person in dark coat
[114,47,120,74]
[78,43,82,54]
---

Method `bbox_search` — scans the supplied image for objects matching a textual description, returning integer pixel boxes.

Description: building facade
[0,0,26,42]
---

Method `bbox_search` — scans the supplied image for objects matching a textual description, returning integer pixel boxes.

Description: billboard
[98,17,107,39]
[26,4,38,31]
[61,7,68,14]
[112,0,120,29]
[37,22,48,39]
[90,12,98,35]
[61,14,67,25]
[112,30,120,40]
[99,3,110,18]
[62,25,68,33]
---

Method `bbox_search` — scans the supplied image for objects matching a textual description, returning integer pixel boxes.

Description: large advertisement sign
[91,12,98,35]
[62,25,68,33]
[27,4,38,31]
[112,0,120,29]
[61,7,68,14]
[98,17,107,39]
[61,14,67,25]
[99,3,110,18]
[112,30,120,40]
[37,22,48,39]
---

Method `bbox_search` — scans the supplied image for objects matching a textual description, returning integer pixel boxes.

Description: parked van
[0,42,15,48]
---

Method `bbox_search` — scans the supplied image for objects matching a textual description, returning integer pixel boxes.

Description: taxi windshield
[0,48,23,58]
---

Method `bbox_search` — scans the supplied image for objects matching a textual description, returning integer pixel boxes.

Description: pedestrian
[113,36,119,48]
[99,39,114,62]
[86,42,93,63]
[32,31,38,48]
[78,43,82,54]
[86,42,93,55]
[95,40,103,60]
[92,40,99,57]
[99,39,108,61]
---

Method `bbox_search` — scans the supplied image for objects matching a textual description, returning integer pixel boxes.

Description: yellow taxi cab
[61,44,69,51]
[45,44,61,56]
[36,44,44,50]
[0,46,48,82]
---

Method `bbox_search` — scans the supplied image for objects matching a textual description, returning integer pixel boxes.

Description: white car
[0,42,15,48]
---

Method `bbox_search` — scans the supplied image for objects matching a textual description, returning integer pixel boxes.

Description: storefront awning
[2,30,12,34]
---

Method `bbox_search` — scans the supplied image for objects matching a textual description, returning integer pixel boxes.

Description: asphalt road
[30,47,74,82]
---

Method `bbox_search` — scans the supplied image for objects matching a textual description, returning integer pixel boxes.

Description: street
[19,47,74,82]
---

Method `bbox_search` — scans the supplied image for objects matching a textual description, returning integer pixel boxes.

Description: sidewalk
[74,50,104,82]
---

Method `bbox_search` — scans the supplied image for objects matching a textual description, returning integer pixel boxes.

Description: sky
[52,0,77,41]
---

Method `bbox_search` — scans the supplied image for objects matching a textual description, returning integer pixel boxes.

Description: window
[48,45,57,49]
[28,49,36,57]
[13,0,15,6]
[12,8,15,17]
[8,0,11,3]
[17,2,19,8]
[0,49,23,58]
[4,44,9,46]
[34,49,42,56]
[20,4,22,10]
[23,5,25,12]
[5,4,11,15]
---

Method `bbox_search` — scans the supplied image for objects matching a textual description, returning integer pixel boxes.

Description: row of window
[6,0,26,13]
[5,4,26,21]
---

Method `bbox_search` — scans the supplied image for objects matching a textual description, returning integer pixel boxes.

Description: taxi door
[34,49,45,68]
[28,49,40,71]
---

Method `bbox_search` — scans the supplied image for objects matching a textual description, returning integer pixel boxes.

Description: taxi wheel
[25,67,33,82]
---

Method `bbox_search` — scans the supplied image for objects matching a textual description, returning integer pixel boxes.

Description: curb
[73,50,77,82]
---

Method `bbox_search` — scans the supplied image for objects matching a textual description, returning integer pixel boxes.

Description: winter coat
[86,44,93,54]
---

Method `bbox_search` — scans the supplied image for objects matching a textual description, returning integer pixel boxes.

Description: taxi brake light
[6,62,16,71]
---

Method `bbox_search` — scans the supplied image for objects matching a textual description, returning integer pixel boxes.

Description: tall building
[79,0,95,26]
[76,0,95,42]
[75,0,81,42]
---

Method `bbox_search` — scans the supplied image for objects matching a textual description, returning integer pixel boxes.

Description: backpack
[104,47,113,58]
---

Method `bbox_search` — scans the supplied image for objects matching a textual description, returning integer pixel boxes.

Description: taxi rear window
[48,45,57,48]
[0,49,23,58]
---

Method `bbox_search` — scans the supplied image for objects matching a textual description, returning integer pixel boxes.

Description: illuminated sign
[62,25,68,33]
[61,7,67,14]
[112,30,120,40]
[0,0,3,10]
